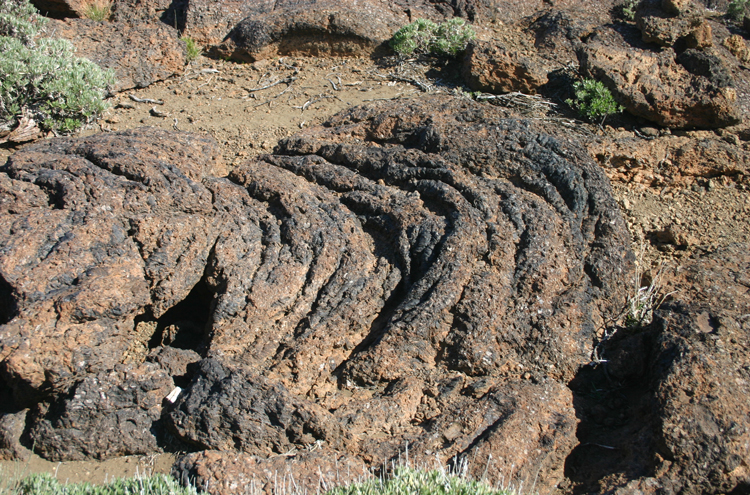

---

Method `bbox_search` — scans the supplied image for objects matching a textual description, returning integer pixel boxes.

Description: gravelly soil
[1,51,748,485]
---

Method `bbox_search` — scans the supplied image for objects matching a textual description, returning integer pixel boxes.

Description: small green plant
[566,78,623,123]
[621,0,639,21]
[727,0,749,21]
[328,465,516,495]
[181,36,200,62]
[82,0,111,22]
[390,17,475,58]
[0,36,115,133]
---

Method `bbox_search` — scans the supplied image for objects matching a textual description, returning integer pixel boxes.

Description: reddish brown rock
[0,409,31,461]
[462,40,549,94]
[662,0,693,15]
[169,359,348,453]
[0,128,224,407]
[683,19,712,48]
[646,244,750,493]
[50,18,187,92]
[110,0,173,23]
[1,97,634,489]
[210,2,405,62]
[723,34,750,62]
[146,346,201,382]
[161,96,632,493]
[179,0,498,50]
[577,28,740,128]
[635,0,708,47]
[567,243,750,494]
[408,379,576,491]
[676,48,733,87]
[527,0,621,66]
[529,9,601,65]
[588,132,748,186]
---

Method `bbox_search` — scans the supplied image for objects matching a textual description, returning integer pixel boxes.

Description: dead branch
[129,95,164,105]
[245,76,297,93]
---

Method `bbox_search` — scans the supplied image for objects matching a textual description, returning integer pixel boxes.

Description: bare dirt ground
[1,51,749,485]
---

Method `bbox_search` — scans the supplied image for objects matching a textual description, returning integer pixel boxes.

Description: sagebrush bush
[328,466,516,495]
[0,36,115,132]
[433,18,477,57]
[390,18,438,56]
[0,0,114,134]
[13,473,197,495]
[390,17,475,58]
[0,0,46,44]
[566,78,623,122]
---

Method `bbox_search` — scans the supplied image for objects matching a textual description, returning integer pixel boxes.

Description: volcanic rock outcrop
[211,1,405,62]
[643,244,750,493]
[50,18,188,92]
[577,27,740,128]
[167,0,498,52]
[462,40,549,94]
[568,243,750,494]
[0,96,634,492]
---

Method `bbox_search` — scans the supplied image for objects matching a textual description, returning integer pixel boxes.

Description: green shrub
[566,78,623,122]
[727,0,749,20]
[390,18,438,57]
[0,35,115,133]
[390,17,475,58]
[328,466,516,495]
[13,473,197,495]
[0,0,46,44]
[181,36,200,62]
[620,0,639,21]
[432,18,476,57]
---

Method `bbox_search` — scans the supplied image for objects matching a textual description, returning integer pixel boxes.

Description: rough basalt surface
[0,409,30,461]
[462,40,549,94]
[50,18,187,92]
[571,243,750,494]
[177,0,499,51]
[635,0,708,47]
[646,244,750,493]
[167,96,633,492]
[577,28,740,128]
[28,362,175,461]
[211,2,404,62]
[0,97,634,492]
[587,133,749,186]
[0,127,225,406]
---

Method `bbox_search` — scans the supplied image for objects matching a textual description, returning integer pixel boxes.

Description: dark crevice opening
[148,278,214,354]
[563,326,659,493]
[0,274,18,325]
[0,373,18,415]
